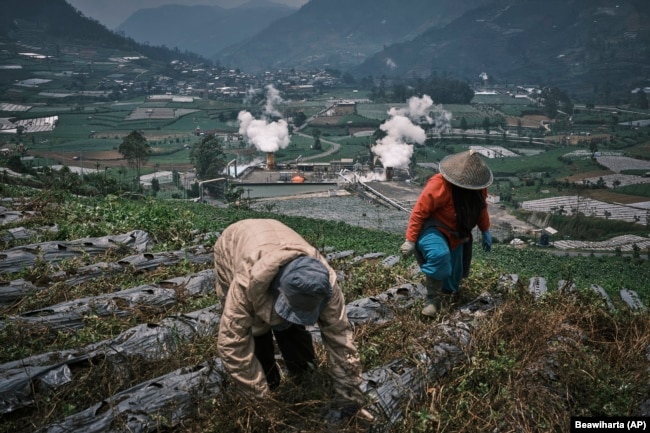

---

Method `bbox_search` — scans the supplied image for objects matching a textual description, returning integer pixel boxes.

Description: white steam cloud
[264,84,284,118]
[243,86,257,105]
[372,95,453,169]
[388,94,434,123]
[430,104,452,137]
[238,112,289,153]
[372,115,425,169]
[238,85,289,153]
[372,95,432,169]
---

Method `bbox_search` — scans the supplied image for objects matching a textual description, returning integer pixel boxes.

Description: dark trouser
[253,324,316,390]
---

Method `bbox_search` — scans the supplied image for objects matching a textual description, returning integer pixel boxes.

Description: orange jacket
[405,174,490,250]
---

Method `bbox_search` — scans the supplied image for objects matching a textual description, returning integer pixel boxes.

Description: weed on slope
[0,189,648,432]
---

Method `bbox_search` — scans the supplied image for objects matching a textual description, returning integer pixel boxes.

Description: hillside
[1,2,650,427]
[0,184,648,432]
[65,0,282,29]
[0,0,207,65]
[355,0,650,99]
[215,0,493,72]
[115,1,297,59]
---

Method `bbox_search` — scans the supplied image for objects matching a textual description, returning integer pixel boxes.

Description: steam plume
[388,94,434,123]
[372,95,453,169]
[372,95,432,169]
[243,86,257,105]
[264,85,284,118]
[238,112,289,153]
[430,104,452,137]
[238,85,289,153]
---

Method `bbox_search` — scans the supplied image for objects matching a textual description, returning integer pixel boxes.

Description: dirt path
[488,202,537,235]
[30,150,193,171]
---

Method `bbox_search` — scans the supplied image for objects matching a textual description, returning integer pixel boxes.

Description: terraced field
[1,194,648,433]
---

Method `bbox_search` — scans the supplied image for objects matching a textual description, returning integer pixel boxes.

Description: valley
[1,1,650,431]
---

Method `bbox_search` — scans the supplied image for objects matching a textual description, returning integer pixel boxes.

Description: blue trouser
[416,226,464,293]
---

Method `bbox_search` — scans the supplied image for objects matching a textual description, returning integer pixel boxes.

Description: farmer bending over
[214,218,370,418]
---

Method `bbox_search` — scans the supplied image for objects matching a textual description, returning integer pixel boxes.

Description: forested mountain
[116,1,297,59]
[207,0,648,100]
[215,0,493,72]
[3,0,648,100]
[355,0,650,99]
[0,0,207,64]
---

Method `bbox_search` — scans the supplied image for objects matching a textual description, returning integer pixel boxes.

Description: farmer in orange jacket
[400,150,493,316]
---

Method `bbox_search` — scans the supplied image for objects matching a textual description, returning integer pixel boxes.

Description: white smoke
[237,85,290,153]
[264,84,284,118]
[238,111,289,153]
[371,95,434,169]
[227,158,264,177]
[243,86,257,105]
[385,58,397,69]
[430,105,452,137]
[388,94,434,123]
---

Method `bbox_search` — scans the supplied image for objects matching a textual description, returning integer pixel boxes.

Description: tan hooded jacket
[213,219,364,404]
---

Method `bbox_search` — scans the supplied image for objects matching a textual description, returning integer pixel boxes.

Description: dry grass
[2,260,648,433]
[408,288,650,433]
[1,193,648,433]
[563,170,615,183]
[583,189,650,204]
[178,344,375,433]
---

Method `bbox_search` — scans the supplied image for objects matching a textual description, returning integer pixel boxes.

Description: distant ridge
[0,0,208,64]
[354,0,650,98]
[116,1,297,59]
[215,0,492,72]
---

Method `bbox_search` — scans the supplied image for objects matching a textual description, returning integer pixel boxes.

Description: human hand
[399,240,415,257]
[482,231,492,252]
[340,403,375,421]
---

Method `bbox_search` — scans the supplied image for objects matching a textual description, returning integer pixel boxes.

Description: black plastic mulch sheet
[0,269,215,332]
[0,271,221,414]
[36,359,227,433]
[0,278,38,306]
[0,245,213,307]
[0,210,36,226]
[0,230,153,274]
[345,283,423,325]
[4,244,503,432]
[361,293,500,430]
[0,304,221,415]
[13,277,501,432]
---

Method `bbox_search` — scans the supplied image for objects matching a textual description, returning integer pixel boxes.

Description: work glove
[399,240,416,257]
[481,231,492,252]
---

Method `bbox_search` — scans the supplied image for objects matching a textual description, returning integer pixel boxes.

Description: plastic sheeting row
[0,269,215,332]
[0,230,153,274]
[26,279,501,433]
[0,245,213,306]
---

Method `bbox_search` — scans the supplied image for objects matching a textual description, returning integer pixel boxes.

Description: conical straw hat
[439,149,493,190]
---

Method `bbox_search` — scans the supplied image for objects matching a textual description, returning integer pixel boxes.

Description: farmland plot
[1,231,646,432]
[596,155,650,173]
[570,155,650,188]
[521,195,649,224]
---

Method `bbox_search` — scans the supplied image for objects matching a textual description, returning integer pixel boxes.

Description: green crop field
[356,103,395,121]
[486,145,602,177]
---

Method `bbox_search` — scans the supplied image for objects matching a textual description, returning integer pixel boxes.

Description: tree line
[369,76,474,104]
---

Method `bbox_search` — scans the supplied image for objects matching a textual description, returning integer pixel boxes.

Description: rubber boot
[421,276,443,317]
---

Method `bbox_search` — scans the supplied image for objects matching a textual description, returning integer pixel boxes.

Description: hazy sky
[66,0,308,29]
